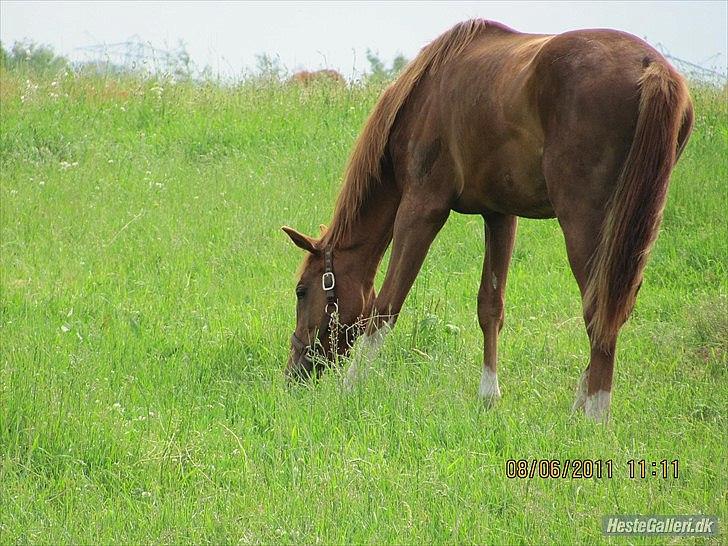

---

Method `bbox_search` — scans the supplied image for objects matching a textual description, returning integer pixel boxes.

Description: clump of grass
[687,294,728,370]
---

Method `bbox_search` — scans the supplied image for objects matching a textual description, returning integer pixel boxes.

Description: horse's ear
[282,226,319,254]
[319,224,328,237]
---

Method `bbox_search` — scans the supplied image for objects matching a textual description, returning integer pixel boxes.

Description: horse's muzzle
[286,332,314,381]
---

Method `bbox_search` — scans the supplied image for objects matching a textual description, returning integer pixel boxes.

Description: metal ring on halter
[325,301,338,315]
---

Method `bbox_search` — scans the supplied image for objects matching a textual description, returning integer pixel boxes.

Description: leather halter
[290,247,338,362]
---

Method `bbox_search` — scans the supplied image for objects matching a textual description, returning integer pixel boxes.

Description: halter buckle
[322,271,335,291]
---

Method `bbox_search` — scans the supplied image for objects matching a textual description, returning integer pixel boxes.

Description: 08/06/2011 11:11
[505,459,680,479]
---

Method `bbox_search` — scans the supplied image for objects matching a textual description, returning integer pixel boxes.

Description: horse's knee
[477,290,504,331]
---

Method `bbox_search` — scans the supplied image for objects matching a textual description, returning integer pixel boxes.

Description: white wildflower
[59,161,78,170]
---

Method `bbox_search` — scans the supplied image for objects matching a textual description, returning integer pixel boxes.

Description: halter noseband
[291,247,338,363]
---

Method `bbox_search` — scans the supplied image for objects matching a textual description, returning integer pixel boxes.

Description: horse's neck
[332,177,400,287]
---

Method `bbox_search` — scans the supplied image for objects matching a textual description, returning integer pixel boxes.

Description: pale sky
[1,1,726,79]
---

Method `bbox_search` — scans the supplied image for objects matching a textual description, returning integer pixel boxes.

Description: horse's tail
[584,62,693,350]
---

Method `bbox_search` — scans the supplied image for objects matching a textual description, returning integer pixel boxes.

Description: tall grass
[0,68,726,543]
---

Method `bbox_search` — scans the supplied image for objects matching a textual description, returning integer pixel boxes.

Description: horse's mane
[323,19,493,246]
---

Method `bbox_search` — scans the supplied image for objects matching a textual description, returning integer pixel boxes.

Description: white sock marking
[478,367,501,407]
[344,321,392,389]
[584,390,612,422]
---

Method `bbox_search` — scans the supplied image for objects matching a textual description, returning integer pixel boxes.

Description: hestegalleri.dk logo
[602,515,718,536]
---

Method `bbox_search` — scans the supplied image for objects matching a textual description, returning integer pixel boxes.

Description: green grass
[1,69,726,544]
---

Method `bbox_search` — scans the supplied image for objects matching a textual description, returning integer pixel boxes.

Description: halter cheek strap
[291,247,338,361]
[322,247,337,315]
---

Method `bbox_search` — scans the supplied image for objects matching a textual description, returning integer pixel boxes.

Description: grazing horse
[289,69,347,86]
[282,19,693,421]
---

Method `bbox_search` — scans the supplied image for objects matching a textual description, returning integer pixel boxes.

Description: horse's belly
[453,138,555,218]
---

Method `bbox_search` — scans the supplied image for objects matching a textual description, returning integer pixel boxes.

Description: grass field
[1,69,726,544]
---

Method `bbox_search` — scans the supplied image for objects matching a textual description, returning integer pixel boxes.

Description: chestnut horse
[289,69,346,86]
[282,19,693,421]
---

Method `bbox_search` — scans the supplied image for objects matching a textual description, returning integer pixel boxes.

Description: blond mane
[323,19,492,246]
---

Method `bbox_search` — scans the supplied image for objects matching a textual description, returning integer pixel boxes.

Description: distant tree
[162,39,194,80]
[255,53,285,81]
[391,54,408,75]
[365,49,408,83]
[173,40,193,79]
[3,40,68,74]
[366,49,388,81]
[0,42,9,69]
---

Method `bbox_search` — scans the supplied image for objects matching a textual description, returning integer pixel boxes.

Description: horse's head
[282,225,375,380]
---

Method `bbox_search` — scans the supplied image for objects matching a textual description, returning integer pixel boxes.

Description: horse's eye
[295,286,306,299]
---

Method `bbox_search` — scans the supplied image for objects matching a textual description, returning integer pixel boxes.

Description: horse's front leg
[344,194,450,387]
[478,213,518,407]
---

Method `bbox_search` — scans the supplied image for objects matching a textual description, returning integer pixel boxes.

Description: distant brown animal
[282,19,693,422]
[290,69,346,85]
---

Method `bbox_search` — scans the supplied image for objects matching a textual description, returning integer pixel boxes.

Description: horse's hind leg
[541,85,640,421]
[478,213,517,406]
[544,143,626,422]
[554,205,617,422]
